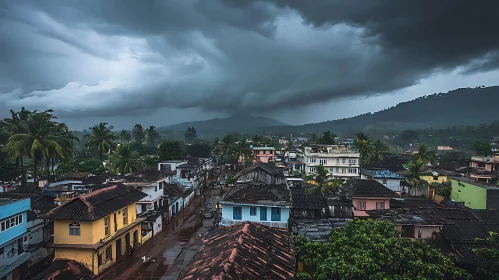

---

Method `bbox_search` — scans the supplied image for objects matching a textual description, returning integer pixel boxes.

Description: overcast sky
[1,0,499,130]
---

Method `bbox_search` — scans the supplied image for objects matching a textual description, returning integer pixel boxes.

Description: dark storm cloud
[0,0,498,120]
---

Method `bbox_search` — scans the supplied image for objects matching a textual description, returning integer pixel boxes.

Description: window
[356,200,366,210]
[271,208,281,221]
[319,159,327,165]
[336,159,340,164]
[348,168,357,174]
[104,217,110,236]
[342,158,347,164]
[105,246,112,260]
[123,208,128,225]
[349,159,357,164]
[376,202,385,209]
[260,207,267,221]
[69,222,81,236]
[250,207,257,216]
[233,207,242,220]
[98,253,103,266]
[155,185,158,192]
[382,179,388,185]
[309,158,316,163]
[0,214,23,232]
[159,182,163,190]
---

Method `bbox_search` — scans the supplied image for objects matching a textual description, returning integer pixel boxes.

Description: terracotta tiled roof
[40,184,147,221]
[163,183,184,196]
[31,259,95,280]
[179,222,295,280]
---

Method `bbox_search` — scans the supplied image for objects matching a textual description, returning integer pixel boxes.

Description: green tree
[297,220,471,280]
[303,164,341,195]
[399,129,419,142]
[319,130,336,145]
[233,139,253,169]
[434,183,452,199]
[353,132,372,166]
[145,125,161,146]
[120,129,131,144]
[220,134,234,164]
[185,127,198,141]
[474,231,499,280]
[108,143,142,175]
[412,144,438,167]
[185,140,211,158]
[439,150,468,167]
[472,140,492,157]
[157,140,183,160]
[6,111,74,189]
[85,122,117,162]
[405,158,427,196]
[370,139,389,163]
[132,124,145,144]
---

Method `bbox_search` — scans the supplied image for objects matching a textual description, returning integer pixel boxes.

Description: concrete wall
[221,203,290,223]
[450,179,487,209]
[0,199,30,247]
[352,197,390,217]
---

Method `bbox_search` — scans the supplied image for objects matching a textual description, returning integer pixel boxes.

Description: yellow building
[421,172,450,203]
[41,184,147,275]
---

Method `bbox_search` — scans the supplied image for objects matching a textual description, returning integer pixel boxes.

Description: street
[96,185,224,280]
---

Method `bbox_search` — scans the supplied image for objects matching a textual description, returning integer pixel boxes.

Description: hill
[253,86,499,136]
[158,113,288,136]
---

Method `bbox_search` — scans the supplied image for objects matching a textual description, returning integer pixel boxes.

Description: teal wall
[450,179,487,209]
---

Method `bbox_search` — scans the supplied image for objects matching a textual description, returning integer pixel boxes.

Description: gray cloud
[0,0,498,124]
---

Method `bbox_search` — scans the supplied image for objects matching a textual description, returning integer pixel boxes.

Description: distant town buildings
[298,144,360,180]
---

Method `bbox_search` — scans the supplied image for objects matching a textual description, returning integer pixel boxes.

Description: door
[260,207,267,221]
[116,238,122,258]
[271,208,281,221]
[125,233,130,248]
[133,230,139,246]
[233,207,242,220]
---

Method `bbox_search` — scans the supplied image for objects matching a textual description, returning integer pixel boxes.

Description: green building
[449,176,499,209]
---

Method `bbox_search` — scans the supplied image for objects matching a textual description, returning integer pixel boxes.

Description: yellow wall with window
[421,175,449,184]
[53,203,137,245]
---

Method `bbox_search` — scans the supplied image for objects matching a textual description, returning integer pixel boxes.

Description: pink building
[240,147,276,163]
[344,180,395,218]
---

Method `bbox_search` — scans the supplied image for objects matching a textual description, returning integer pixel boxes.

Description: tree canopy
[297,220,471,280]
[185,126,198,141]
[157,140,183,160]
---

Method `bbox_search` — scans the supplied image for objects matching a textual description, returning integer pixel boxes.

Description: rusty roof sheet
[40,184,147,221]
[179,222,295,280]
[223,183,290,205]
[31,259,95,280]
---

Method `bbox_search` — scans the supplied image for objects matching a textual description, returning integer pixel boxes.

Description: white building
[298,144,360,180]
[360,168,405,193]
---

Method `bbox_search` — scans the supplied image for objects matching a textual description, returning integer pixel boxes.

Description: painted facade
[51,203,143,275]
[298,145,360,180]
[220,202,290,229]
[352,197,390,217]
[251,147,275,163]
[449,177,491,209]
[360,169,404,193]
[0,198,30,280]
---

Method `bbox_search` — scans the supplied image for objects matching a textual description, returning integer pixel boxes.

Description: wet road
[96,186,223,280]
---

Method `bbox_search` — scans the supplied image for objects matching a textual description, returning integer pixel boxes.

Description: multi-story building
[469,156,499,184]
[360,168,405,193]
[298,144,360,180]
[40,184,147,275]
[251,147,275,163]
[0,198,30,280]
[220,183,290,229]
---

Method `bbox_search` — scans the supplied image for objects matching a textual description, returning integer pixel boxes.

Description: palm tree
[109,143,142,175]
[354,132,372,166]
[304,164,341,195]
[233,139,253,169]
[412,144,438,167]
[120,130,131,144]
[85,123,117,162]
[370,139,389,163]
[404,158,427,196]
[6,111,70,189]
[220,134,234,164]
[145,125,161,146]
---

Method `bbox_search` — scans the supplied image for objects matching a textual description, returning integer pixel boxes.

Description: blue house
[220,183,290,229]
[360,168,405,193]
[0,198,30,280]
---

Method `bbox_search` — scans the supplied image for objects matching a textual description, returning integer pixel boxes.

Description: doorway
[116,238,122,258]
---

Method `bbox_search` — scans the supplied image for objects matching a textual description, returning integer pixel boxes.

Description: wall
[54,203,137,245]
[139,183,163,203]
[55,223,142,275]
[0,199,30,247]
[221,203,290,223]
[352,197,390,217]
[450,179,487,209]
[421,175,449,184]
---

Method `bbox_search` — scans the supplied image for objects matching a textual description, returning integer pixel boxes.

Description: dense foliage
[474,232,499,280]
[297,220,471,280]
[157,140,184,161]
